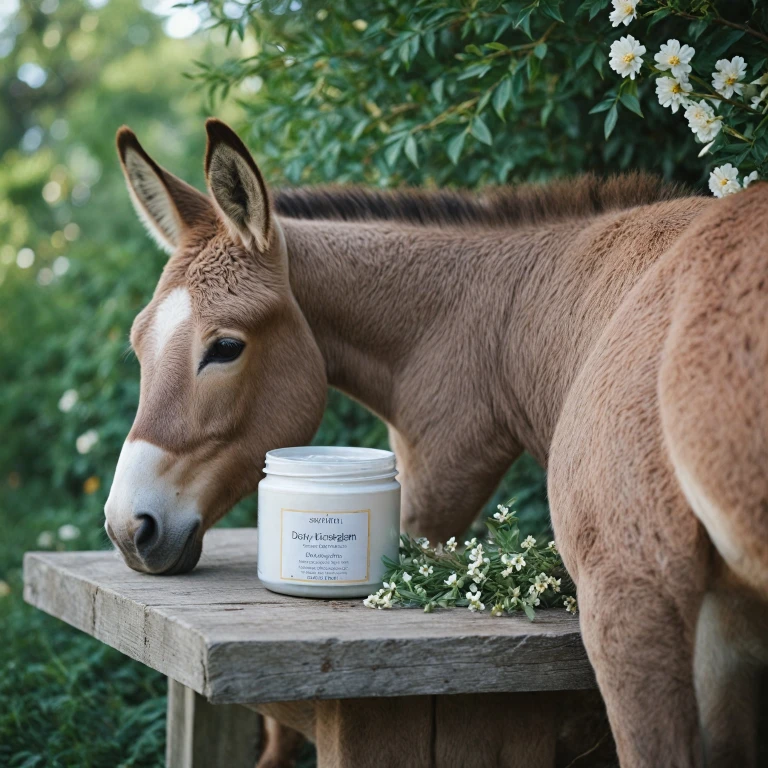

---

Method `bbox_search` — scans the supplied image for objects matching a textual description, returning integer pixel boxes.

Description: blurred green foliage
[193,0,768,189]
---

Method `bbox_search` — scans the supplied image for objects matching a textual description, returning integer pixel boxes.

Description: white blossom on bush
[58,389,79,413]
[58,523,81,541]
[743,170,759,187]
[656,76,692,113]
[609,35,646,80]
[712,56,747,99]
[75,429,99,455]
[684,100,721,143]
[37,530,55,548]
[654,39,694,79]
[609,0,638,28]
[709,164,741,198]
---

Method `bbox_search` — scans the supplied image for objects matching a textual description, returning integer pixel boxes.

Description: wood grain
[24,528,595,704]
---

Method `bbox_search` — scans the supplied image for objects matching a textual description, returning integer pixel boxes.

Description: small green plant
[364,501,577,620]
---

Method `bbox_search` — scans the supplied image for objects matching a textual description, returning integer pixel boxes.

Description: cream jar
[257,447,401,598]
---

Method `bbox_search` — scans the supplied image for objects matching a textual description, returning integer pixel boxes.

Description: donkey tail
[659,182,768,594]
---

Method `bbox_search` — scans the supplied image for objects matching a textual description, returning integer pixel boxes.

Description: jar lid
[264,446,397,480]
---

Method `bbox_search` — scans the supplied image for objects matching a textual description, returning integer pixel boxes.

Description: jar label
[280,509,371,583]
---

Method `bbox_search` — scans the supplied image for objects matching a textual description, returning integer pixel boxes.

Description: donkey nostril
[134,513,158,552]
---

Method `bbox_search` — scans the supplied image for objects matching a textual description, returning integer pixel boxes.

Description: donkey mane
[273,172,696,228]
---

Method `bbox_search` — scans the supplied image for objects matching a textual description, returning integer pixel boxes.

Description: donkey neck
[279,200,708,465]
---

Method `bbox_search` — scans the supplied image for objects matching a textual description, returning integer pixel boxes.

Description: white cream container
[257,447,401,598]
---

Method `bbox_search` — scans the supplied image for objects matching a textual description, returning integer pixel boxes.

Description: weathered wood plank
[166,678,261,768]
[24,528,595,704]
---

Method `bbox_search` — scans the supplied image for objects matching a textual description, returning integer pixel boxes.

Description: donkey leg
[694,588,768,767]
[575,571,703,768]
[314,696,433,768]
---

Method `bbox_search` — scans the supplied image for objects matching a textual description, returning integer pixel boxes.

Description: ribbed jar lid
[264,446,397,480]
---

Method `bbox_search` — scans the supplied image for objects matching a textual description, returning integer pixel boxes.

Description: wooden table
[24,529,600,768]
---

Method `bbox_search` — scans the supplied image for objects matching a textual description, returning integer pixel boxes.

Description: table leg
[166,678,262,768]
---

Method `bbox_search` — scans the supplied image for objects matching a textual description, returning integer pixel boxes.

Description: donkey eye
[201,338,245,370]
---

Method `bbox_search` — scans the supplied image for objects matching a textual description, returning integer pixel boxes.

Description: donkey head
[104,120,327,575]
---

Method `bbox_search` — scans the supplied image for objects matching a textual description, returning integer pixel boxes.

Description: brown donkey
[106,119,768,767]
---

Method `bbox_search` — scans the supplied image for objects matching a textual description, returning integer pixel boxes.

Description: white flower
[445,536,457,552]
[469,543,484,561]
[58,389,79,413]
[75,429,99,455]
[511,554,526,571]
[609,35,646,80]
[490,603,504,617]
[529,596,541,607]
[564,596,578,614]
[501,567,514,578]
[445,572,458,586]
[743,171,759,188]
[712,56,747,99]
[521,536,536,549]
[382,580,397,592]
[472,572,486,584]
[709,164,741,198]
[416,537,430,550]
[549,577,562,593]
[418,564,433,576]
[466,591,485,612]
[37,530,55,548]
[377,593,393,609]
[547,540,557,551]
[58,523,80,541]
[656,76,692,113]
[510,586,521,598]
[415,585,427,596]
[493,508,511,523]
[608,0,638,27]
[464,537,477,547]
[402,572,412,583]
[654,39,694,79]
[684,100,721,143]
[363,594,378,608]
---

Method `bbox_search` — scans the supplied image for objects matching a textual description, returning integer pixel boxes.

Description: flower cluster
[363,501,576,620]
[604,4,763,198]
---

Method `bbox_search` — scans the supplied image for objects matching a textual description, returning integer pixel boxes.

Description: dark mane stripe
[273,173,695,228]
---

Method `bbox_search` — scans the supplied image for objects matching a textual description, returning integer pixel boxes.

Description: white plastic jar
[257,447,401,598]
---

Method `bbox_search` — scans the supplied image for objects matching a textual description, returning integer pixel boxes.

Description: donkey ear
[204,118,271,251]
[116,127,214,254]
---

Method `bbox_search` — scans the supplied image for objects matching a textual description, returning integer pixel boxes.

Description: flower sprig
[363,501,576,620]
[602,1,766,197]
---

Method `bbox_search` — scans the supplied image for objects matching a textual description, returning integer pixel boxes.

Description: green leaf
[493,77,512,118]
[431,77,444,104]
[604,103,618,139]
[384,137,405,168]
[471,116,493,145]
[576,43,595,70]
[540,0,565,23]
[485,42,508,51]
[447,131,466,164]
[423,28,436,58]
[534,43,548,60]
[592,45,606,76]
[350,118,370,142]
[465,44,483,57]
[523,603,536,621]
[404,135,419,168]
[619,91,643,117]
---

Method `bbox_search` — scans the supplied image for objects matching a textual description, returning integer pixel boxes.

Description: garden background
[1,0,766,765]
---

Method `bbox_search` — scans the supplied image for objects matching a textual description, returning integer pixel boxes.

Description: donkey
[106,118,768,767]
